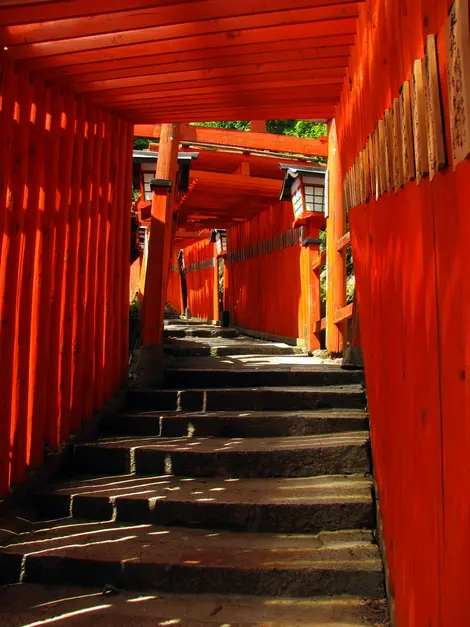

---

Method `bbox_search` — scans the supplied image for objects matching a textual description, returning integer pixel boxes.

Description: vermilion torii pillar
[326,119,347,355]
[139,123,180,381]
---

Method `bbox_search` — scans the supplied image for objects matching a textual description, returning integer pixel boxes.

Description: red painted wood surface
[166,250,183,315]
[226,202,315,343]
[0,64,132,498]
[182,240,218,322]
[326,119,346,354]
[140,123,180,346]
[335,0,462,625]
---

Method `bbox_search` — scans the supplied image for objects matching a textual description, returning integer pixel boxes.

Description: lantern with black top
[279,165,327,228]
[215,230,227,255]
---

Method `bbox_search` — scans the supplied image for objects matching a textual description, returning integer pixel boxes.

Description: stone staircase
[0,318,388,626]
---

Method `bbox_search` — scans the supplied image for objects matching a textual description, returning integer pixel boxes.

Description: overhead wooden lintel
[135,123,328,158]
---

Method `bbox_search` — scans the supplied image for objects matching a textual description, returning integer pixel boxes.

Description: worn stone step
[127,386,365,412]
[71,432,370,478]
[102,409,368,438]
[0,583,389,626]
[0,520,385,598]
[164,337,302,357]
[164,367,362,389]
[164,326,238,339]
[33,474,373,533]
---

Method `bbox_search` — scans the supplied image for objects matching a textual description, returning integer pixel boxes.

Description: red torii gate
[0,2,469,625]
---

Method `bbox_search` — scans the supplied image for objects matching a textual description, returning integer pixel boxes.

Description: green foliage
[192,119,327,139]
[134,137,151,150]
[266,120,327,139]
[191,120,251,132]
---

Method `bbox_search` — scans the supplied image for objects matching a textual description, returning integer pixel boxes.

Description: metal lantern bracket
[150,178,172,192]
[302,237,322,248]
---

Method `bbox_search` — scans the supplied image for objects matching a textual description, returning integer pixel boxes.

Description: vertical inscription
[412,58,430,184]
[378,119,389,192]
[384,108,394,189]
[373,129,382,197]
[368,134,376,198]
[392,98,404,190]
[424,34,446,179]
[447,0,470,169]
[364,143,371,200]
[400,81,416,183]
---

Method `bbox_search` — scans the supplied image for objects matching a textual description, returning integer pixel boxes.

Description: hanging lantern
[279,165,327,226]
[216,230,227,255]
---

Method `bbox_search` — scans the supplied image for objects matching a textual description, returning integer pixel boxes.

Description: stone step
[165,319,219,326]
[164,367,362,389]
[0,583,389,626]
[164,326,238,339]
[164,338,302,357]
[101,409,368,438]
[0,521,385,598]
[127,385,365,412]
[71,432,370,478]
[33,474,373,533]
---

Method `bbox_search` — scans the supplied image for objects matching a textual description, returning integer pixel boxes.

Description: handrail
[312,251,326,272]
[334,303,354,324]
[336,231,351,252]
[314,318,327,333]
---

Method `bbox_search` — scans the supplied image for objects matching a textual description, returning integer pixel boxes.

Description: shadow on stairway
[0,315,389,626]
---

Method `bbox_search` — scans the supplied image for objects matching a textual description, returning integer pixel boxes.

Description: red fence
[183,239,218,322]
[166,250,183,314]
[226,201,316,344]
[336,0,468,624]
[0,63,133,498]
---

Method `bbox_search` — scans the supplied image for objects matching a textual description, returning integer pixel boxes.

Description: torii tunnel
[0,1,469,625]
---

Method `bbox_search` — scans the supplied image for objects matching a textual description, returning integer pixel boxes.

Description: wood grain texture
[447,0,470,169]
[336,0,470,624]
[0,67,131,497]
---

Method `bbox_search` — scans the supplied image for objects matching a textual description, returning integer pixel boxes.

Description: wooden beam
[60,53,349,87]
[71,61,347,93]
[250,121,266,133]
[0,0,193,25]
[336,230,351,252]
[189,171,282,195]
[6,12,358,60]
[312,251,327,272]
[2,1,361,44]
[334,302,354,324]
[18,28,356,71]
[314,318,327,333]
[136,123,328,158]
[136,109,334,124]
[90,77,343,105]
[38,42,352,82]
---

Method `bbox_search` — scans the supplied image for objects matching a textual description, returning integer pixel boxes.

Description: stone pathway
[0,318,388,626]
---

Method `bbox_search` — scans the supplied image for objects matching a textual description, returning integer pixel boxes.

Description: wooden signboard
[360,151,366,203]
[392,97,404,190]
[362,148,369,202]
[424,34,446,179]
[372,129,384,198]
[368,134,376,198]
[400,81,416,183]
[364,143,370,200]
[378,119,390,192]
[412,58,430,184]
[350,165,356,208]
[447,0,470,169]
[384,108,394,189]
